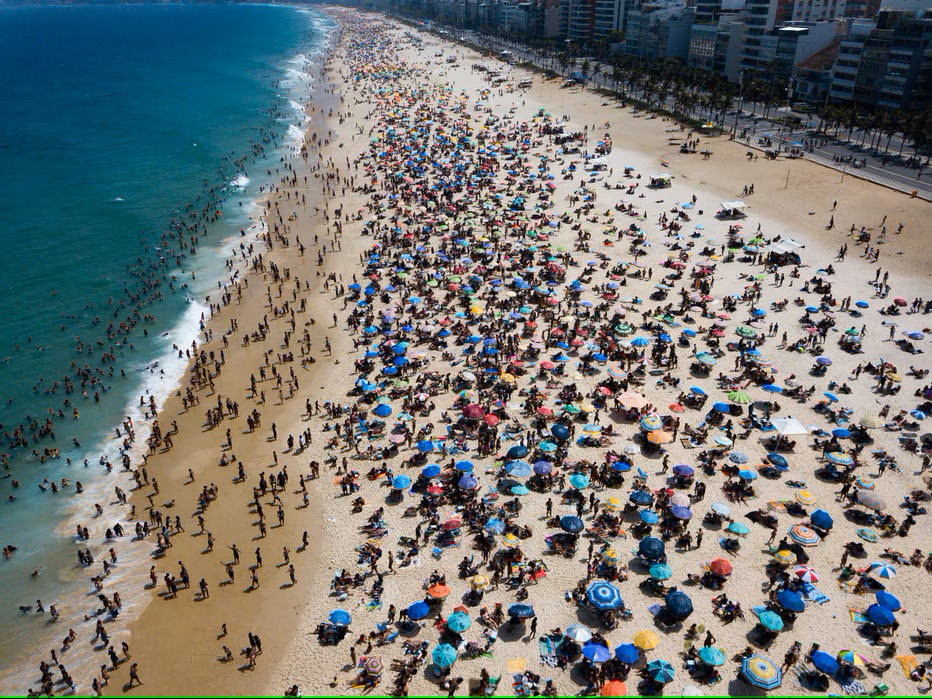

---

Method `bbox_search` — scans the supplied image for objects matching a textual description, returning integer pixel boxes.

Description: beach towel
[506,658,527,673]
[801,581,830,604]
[840,679,865,695]
[848,608,869,624]
[895,655,918,678]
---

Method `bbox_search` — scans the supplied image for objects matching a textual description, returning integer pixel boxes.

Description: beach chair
[868,683,889,696]
[485,675,501,696]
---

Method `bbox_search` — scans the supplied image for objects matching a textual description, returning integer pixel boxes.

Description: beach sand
[99,9,931,698]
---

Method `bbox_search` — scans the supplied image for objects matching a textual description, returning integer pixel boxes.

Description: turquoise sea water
[0,3,331,689]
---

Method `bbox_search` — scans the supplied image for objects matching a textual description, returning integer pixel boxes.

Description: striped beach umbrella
[857,491,886,511]
[586,580,624,610]
[742,654,782,689]
[868,562,896,578]
[789,524,820,546]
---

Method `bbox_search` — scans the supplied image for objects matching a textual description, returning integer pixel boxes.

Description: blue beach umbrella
[455,460,474,472]
[630,490,654,506]
[507,444,529,459]
[506,460,533,478]
[647,659,675,683]
[866,603,896,626]
[587,580,624,610]
[712,402,731,413]
[582,641,612,662]
[699,647,726,666]
[665,590,693,620]
[373,403,393,417]
[329,609,352,626]
[392,475,412,490]
[729,451,748,464]
[810,509,833,530]
[776,589,805,613]
[762,383,783,393]
[533,460,553,475]
[446,611,472,633]
[407,601,430,620]
[569,474,590,489]
[742,654,783,689]
[560,515,585,533]
[421,464,441,478]
[417,440,435,453]
[432,643,458,668]
[615,643,641,664]
[810,649,839,675]
[484,518,506,535]
[640,510,660,524]
[875,590,901,611]
[507,603,536,619]
[458,475,479,490]
[649,563,673,580]
[757,610,784,631]
[766,452,788,468]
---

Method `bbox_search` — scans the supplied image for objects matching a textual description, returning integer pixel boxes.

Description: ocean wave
[229,173,250,189]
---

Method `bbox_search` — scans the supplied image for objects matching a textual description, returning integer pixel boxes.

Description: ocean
[0,3,333,690]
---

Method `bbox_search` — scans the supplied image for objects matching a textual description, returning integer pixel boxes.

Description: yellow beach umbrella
[633,630,660,650]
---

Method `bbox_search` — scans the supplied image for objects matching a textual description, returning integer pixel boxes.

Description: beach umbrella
[773,549,796,565]
[373,403,393,418]
[856,476,874,490]
[690,386,707,396]
[583,641,613,663]
[615,643,641,664]
[810,509,833,530]
[832,428,851,439]
[729,451,748,464]
[618,391,649,408]
[810,649,839,675]
[427,583,451,598]
[825,451,854,466]
[762,384,783,393]
[794,565,819,583]
[815,356,832,366]
[727,521,751,535]
[707,558,733,576]
[638,536,664,560]
[462,404,484,419]
[640,414,664,431]
[640,510,660,524]
[713,435,733,447]
[421,464,441,479]
[823,391,839,402]
[699,647,726,666]
[432,643,458,668]
[442,518,464,532]
[569,474,590,489]
[776,589,805,613]
[505,460,533,478]
[837,650,866,667]
[455,460,474,472]
[670,505,692,521]
[728,390,751,404]
[757,611,784,632]
[647,430,674,444]
[711,502,731,516]
[507,603,536,619]
[633,629,660,650]
[874,589,901,611]
[789,524,820,546]
[742,654,782,689]
[738,469,758,481]
[601,680,627,696]
[859,415,884,428]
[506,444,529,459]
[611,460,632,472]
[665,590,693,620]
[582,423,602,435]
[765,453,788,469]
[484,518,505,535]
[564,624,593,643]
[446,611,472,633]
[866,604,896,626]
[649,563,673,580]
[458,475,479,490]
[587,580,624,610]
[560,515,585,534]
[857,491,886,511]
[416,440,435,453]
[539,441,558,453]
[407,601,430,620]
[329,609,352,626]
[392,475,412,490]
[533,460,553,475]
[362,655,384,676]
[712,402,731,413]
[648,659,676,683]
[670,494,692,510]
[602,548,622,565]
[630,490,654,506]
[857,528,879,543]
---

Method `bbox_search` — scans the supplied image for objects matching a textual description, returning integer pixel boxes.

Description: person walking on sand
[128,662,141,687]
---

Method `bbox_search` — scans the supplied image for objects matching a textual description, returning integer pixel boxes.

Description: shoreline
[78,7,932,697]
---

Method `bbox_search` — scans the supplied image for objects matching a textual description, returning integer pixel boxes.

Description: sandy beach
[81,8,932,698]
